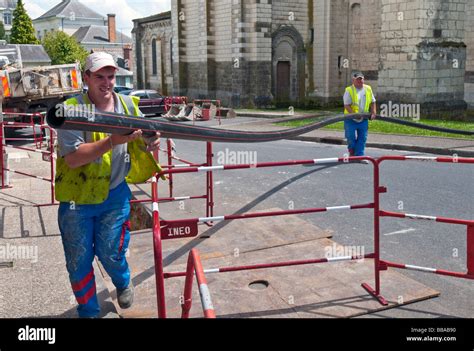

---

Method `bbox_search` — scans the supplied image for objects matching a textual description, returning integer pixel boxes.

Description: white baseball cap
[84,52,118,73]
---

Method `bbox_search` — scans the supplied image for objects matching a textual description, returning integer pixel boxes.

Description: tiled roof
[72,25,132,44]
[35,0,104,21]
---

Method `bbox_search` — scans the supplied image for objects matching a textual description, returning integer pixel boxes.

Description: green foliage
[278,118,474,140]
[10,0,39,44]
[0,21,5,41]
[42,31,89,68]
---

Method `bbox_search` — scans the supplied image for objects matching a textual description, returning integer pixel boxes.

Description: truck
[0,61,83,123]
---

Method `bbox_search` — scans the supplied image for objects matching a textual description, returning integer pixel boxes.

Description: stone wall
[272,0,309,43]
[135,0,472,112]
[312,0,331,100]
[464,0,474,107]
[133,14,173,94]
[348,0,382,90]
[378,0,467,117]
[173,0,275,107]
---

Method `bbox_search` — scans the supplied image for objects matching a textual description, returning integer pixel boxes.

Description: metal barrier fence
[367,156,474,303]
[130,140,215,220]
[0,112,56,206]
[154,156,379,317]
[152,154,474,317]
[181,249,216,318]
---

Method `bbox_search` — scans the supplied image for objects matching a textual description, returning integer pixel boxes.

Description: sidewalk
[231,112,474,157]
[0,148,120,318]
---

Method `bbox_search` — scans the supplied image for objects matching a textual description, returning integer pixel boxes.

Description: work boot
[117,282,134,309]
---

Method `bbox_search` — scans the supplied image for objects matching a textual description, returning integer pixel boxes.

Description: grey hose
[46,106,473,143]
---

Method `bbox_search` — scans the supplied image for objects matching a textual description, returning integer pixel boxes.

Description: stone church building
[132,0,474,115]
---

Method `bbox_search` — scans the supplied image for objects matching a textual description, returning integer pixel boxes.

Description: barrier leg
[50,129,55,205]
[468,225,474,277]
[167,139,173,197]
[152,177,167,318]
[0,121,4,189]
[206,142,214,220]
[361,160,388,306]
[181,252,195,318]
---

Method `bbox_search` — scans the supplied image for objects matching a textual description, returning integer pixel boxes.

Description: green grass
[235,107,342,115]
[277,118,474,140]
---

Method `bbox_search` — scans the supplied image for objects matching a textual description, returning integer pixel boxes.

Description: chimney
[107,14,116,43]
[123,44,132,71]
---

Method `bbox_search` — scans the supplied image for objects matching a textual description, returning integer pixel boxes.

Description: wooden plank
[104,214,439,318]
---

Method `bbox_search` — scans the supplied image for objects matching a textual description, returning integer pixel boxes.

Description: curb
[234,114,474,157]
[289,135,474,157]
[236,112,327,122]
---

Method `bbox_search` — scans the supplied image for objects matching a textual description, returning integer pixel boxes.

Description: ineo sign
[161,220,198,240]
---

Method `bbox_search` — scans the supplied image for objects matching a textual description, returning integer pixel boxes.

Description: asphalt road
[156,118,474,319]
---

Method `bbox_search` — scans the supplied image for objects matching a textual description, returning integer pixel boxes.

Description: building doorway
[276,61,291,101]
[272,26,305,104]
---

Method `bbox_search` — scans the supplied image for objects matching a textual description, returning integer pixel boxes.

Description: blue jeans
[58,181,132,318]
[344,119,368,156]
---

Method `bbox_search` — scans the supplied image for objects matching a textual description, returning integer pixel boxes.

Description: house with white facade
[0,0,17,41]
[34,0,133,87]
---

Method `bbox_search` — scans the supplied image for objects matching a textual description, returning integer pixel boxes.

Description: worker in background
[343,72,377,157]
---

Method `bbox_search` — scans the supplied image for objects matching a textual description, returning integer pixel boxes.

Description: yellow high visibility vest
[55,94,161,204]
[344,84,373,114]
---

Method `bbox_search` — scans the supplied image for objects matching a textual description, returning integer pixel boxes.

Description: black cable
[46,107,474,144]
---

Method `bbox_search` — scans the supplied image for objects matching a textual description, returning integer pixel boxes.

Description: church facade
[132,0,474,115]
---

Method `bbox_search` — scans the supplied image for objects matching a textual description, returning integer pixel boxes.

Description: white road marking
[384,228,416,236]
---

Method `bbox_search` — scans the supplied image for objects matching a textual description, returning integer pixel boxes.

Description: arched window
[152,39,157,76]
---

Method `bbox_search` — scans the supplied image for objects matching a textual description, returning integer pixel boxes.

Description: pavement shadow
[130,163,348,288]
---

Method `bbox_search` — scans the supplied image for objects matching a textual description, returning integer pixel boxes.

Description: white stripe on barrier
[3,145,52,155]
[152,202,159,212]
[199,284,214,312]
[327,256,353,262]
[7,169,46,181]
[405,264,437,273]
[151,176,157,183]
[198,216,225,223]
[204,268,220,274]
[174,196,191,201]
[326,205,351,211]
[198,166,224,172]
[313,158,340,164]
[405,214,437,221]
[405,156,437,161]
[2,138,49,141]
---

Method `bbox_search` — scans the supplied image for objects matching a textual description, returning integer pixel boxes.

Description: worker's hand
[111,130,143,146]
[143,132,161,152]
[370,113,377,120]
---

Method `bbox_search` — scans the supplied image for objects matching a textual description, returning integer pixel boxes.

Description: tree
[42,31,89,68]
[0,21,5,41]
[10,0,39,44]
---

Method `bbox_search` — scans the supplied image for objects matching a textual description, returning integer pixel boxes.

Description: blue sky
[25,0,172,37]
